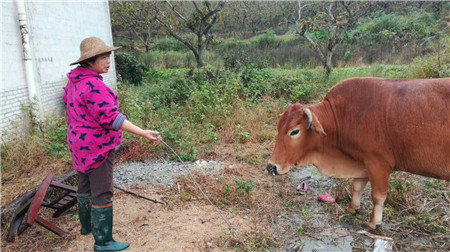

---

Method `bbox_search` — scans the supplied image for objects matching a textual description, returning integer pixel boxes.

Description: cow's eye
[290,129,300,136]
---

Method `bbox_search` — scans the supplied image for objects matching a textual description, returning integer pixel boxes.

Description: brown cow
[267,77,450,229]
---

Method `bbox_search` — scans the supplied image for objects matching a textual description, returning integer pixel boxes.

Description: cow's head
[267,104,327,175]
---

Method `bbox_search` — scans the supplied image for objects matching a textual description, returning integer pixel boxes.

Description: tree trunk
[197,50,205,67]
[325,50,333,74]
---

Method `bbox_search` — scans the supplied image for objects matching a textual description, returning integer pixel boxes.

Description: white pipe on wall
[17,0,42,119]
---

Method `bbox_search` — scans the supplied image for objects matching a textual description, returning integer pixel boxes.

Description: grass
[124,20,448,72]
[329,172,449,251]
[1,115,73,204]
[2,64,449,251]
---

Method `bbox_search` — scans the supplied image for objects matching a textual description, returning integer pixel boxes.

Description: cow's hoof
[346,206,357,214]
[362,222,377,231]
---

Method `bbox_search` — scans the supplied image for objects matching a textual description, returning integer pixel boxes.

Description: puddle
[281,166,378,252]
[287,165,338,195]
[285,228,375,252]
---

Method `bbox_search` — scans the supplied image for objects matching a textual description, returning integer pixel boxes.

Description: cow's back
[325,77,450,180]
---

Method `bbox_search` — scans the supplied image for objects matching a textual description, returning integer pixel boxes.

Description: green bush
[327,65,410,86]
[163,51,193,69]
[1,114,70,173]
[115,64,427,162]
[235,124,250,143]
[138,50,220,70]
[39,123,68,156]
[268,68,326,102]
[256,29,277,48]
[116,83,155,125]
[347,10,440,46]
[216,38,249,51]
[409,55,450,78]
[344,50,353,63]
[239,64,272,103]
[215,32,304,70]
[137,51,161,70]
[143,69,194,108]
[409,36,450,78]
[115,51,145,85]
[152,36,187,52]
[138,51,188,69]
[5,63,429,174]
[235,179,255,195]
[216,38,251,70]
[185,67,237,124]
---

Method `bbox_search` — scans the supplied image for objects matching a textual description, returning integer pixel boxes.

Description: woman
[64,37,161,251]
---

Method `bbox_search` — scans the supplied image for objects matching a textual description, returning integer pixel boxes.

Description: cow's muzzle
[266,163,278,176]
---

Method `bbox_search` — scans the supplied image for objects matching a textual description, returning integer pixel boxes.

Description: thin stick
[443,192,450,204]
[160,139,253,252]
[160,140,232,226]
[114,185,165,205]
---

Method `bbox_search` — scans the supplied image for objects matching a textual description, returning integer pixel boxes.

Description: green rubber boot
[77,193,92,235]
[92,204,129,251]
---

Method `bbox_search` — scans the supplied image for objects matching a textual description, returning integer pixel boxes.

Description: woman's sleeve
[83,81,127,131]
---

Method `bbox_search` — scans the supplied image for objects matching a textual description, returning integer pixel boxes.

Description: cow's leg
[366,168,391,229]
[347,177,369,214]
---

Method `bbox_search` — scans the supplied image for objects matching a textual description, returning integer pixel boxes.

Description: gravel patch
[114,159,227,188]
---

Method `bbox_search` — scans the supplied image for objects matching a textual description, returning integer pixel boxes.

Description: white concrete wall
[1,1,30,136]
[1,0,117,137]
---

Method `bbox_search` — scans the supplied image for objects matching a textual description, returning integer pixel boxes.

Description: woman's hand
[120,120,162,143]
[141,130,162,143]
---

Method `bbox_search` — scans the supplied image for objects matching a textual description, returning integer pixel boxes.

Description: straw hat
[70,37,120,66]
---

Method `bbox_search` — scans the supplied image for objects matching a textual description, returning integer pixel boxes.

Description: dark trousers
[77,150,115,206]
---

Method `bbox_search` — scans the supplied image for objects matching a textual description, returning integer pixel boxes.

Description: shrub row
[1,64,437,169]
[116,64,414,161]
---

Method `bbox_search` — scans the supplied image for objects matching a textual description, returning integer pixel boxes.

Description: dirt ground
[2,186,253,252]
[2,158,449,252]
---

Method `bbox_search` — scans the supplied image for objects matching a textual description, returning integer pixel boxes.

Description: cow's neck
[308,101,367,178]
[309,100,338,144]
[310,147,368,178]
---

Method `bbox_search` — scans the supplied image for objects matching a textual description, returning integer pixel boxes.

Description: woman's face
[89,52,111,74]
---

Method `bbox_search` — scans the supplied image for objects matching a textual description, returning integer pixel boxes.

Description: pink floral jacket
[63,67,126,173]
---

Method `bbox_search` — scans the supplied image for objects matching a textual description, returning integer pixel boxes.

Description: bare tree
[154,1,225,67]
[296,0,374,73]
[110,1,158,52]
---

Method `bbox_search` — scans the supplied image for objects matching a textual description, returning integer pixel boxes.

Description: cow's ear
[312,117,327,137]
[303,109,327,137]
